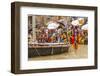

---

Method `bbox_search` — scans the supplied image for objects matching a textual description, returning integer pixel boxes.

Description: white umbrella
[71,20,79,26]
[47,22,59,29]
[81,24,88,30]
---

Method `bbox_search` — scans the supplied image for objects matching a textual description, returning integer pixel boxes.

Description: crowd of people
[28,16,88,49]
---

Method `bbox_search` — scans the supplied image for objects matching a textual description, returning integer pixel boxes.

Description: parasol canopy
[71,20,79,26]
[78,18,85,26]
[81,24,88,30]
[47,22,60,29]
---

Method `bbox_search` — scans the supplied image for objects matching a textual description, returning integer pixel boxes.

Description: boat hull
[28,46,69,58]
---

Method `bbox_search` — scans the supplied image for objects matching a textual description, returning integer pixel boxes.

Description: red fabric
[71,35,74,44]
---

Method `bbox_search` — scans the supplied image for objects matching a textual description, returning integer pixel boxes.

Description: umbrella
[78,18,85,26]
[81,24,88,30]
[47,22,59,29]
[71,20,79,26]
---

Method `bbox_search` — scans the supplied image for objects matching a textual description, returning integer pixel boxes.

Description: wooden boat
[28,43,70,58]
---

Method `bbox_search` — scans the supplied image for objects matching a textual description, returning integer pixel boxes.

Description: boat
[28,43,70,58]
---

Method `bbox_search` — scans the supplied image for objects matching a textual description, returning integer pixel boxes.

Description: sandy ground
[29,45,88,61]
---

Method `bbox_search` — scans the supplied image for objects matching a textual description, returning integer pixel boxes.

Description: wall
[0,0,99,76]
